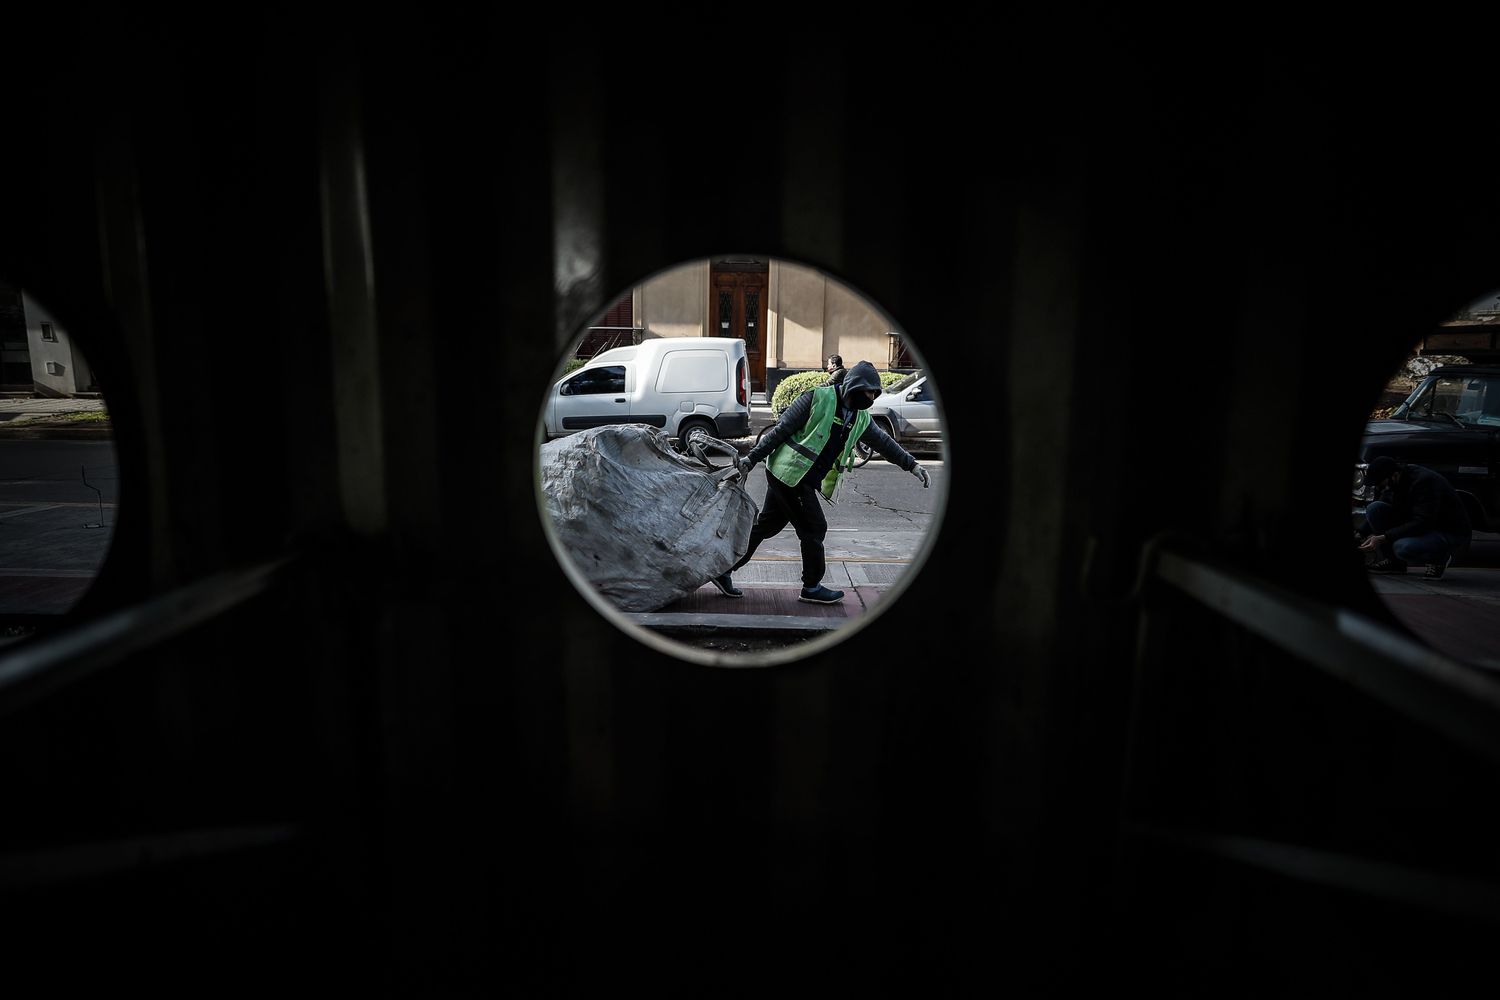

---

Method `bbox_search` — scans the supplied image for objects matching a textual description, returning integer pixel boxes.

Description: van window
[561,365,626,396]
[656,350,727,393]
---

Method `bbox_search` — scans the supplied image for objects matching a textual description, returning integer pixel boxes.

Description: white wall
[770,260,826,369]
[771,259,897,370]
[635,258,904,369]
[824,278,892,370]
[639,261,708,339]
[22,292,95,396]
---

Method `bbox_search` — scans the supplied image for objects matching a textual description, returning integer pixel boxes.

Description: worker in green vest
[710,360,930,604]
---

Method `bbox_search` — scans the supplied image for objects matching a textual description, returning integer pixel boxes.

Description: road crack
[842,480,923,522]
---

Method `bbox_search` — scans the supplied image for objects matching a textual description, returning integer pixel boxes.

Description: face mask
[847,390,876,411]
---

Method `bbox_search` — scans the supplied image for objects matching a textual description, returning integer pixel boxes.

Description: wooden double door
[711,266,768,393]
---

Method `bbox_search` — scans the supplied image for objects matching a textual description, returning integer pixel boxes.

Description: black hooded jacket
[748,360,917,484]
[1378,463,1472,543]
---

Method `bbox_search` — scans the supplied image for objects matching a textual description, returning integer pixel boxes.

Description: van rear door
[652,348,731,431]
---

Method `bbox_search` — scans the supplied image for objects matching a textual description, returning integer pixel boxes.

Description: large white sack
[540,424,757,613]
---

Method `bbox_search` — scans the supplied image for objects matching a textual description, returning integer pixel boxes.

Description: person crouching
[1358,455,1472,578]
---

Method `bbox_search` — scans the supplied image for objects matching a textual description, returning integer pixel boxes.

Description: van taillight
[736,358,748,405]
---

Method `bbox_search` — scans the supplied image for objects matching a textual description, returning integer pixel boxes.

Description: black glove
[911,462,930,488]
[736,455,757,479]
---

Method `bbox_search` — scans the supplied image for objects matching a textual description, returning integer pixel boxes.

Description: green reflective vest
[767,385,871,499]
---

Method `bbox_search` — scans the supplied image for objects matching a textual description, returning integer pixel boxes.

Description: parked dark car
[1353,364,1500,531]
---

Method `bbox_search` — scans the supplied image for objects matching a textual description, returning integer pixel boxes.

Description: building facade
[580,257,919,396]
[0,281,98,396]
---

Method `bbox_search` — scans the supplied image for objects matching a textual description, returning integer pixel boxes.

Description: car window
[562,365,626,396]
[910,380,932,402]
[1398,376,1461,421]
[886,371,922,393]
[1458,376,1500,426]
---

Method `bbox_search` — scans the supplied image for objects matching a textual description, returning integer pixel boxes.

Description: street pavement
[1366,532,1500,670]
[621,402,946,645]
[0,438,118,619]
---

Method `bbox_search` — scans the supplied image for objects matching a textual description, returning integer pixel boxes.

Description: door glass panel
[562,365,626,395]
[745,289,758,349]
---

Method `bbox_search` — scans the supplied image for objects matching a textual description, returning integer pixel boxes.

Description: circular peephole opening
[1353,287,1500,668]
[534,256,948,667]
[0,281,118,648]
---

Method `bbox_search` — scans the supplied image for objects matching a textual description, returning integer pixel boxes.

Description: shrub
[561,357,588,376]
[770,371,831,416]
[769,368,919,416]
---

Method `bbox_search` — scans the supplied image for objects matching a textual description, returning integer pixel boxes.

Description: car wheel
[676,417,714,452]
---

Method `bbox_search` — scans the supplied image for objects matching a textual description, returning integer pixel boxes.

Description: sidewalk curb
[628,612,843,633]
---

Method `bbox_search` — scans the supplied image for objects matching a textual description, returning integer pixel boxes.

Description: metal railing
[0,553,302,885]
[575,325,645,360]
[1150,547,1500,765]
[1125,540,1500,918]
[0,554,296,716]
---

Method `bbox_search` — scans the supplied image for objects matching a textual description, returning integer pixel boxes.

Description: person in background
[1358,455,1471,578]
[825,354,846,386]
[710,361,929,604]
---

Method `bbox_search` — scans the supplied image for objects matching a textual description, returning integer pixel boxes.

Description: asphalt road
[0,439,119,615]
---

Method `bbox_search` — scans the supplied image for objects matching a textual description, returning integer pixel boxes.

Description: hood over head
[839,361,884,400]
[1364,455,1401,490]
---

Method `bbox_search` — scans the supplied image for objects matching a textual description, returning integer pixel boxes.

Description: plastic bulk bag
[540,424,757,613]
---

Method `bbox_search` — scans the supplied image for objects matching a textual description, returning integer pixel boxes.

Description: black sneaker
[709,573,742,598]
[1425,555,1452,579]
[1367,556,1409,574]
[799,584,845,604]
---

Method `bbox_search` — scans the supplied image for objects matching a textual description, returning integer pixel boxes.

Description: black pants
[732,472,827,588]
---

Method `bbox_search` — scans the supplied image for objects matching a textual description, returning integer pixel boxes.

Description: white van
[543,336,752,443]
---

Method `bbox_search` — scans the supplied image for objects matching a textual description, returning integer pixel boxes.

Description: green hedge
[770,369,912,417]
[769,371,831,416]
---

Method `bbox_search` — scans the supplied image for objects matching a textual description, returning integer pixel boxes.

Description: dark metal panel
[1129,822,1500,923]
[0,823,300,888]
[1153,548,1500,765]
[0,555,294,715]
